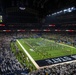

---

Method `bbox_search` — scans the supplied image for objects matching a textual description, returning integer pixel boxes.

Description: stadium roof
[0,0,76,17]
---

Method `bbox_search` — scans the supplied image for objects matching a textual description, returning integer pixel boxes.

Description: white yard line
[17,40,40,69]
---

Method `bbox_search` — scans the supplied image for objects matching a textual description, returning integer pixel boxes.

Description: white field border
[17,40,40,69]
[39,60,76,69]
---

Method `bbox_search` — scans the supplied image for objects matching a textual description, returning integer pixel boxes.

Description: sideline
[46,39,76,49]
[17,40,40,69]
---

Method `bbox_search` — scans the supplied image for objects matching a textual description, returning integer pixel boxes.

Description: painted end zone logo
[36,55,76,67]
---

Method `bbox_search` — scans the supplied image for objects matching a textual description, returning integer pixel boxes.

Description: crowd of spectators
[42,33,76,47]
[0,32,76,75]
[29,62,76,75]
[0,33,30,75]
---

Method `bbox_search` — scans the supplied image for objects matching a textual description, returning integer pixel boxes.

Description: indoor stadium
[0,0,76,75]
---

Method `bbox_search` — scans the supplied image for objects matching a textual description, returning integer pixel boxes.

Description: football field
[17,38,76,60]
[12,38,76,69]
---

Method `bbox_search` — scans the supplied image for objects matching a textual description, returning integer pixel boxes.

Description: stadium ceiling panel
[1,0,76,17]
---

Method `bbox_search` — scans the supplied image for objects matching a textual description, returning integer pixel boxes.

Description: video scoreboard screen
[0,15,2,22]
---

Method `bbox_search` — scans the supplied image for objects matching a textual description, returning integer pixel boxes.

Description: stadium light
[59,10,63,13]
[57,12,60,14]
[19,7,26,10]
[63,9,67,12]
[67,8,72,12]
[50,7,75,16]
[52,14,54,16]
[71,7,74,10]
[54,13,56,15]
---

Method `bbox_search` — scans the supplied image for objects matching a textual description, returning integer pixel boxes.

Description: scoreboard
[0,15,2,22]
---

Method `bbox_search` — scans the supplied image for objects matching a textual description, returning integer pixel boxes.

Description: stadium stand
[0,32,76,75]
[0,0,76,75]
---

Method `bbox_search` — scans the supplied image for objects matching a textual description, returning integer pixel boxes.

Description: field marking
[46,39,76,49]
[39,60,76,69]
[56,42,75,49]
[30,49,34,51]
[17,40,40,69]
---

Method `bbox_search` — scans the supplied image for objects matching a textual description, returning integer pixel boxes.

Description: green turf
[11,42,36,71]
[17,38,76,61]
